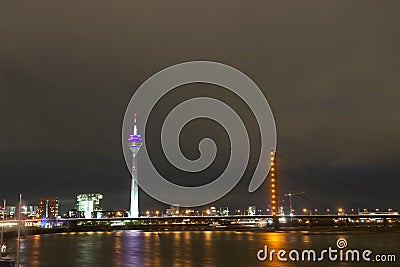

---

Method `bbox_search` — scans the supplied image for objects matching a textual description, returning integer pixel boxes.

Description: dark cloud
[0,1,399,213]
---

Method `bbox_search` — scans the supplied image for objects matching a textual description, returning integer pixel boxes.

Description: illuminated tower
[269,150,278,216]
[128,114,143,217]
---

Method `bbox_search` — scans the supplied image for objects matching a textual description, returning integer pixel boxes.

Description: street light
[338,208,344,215]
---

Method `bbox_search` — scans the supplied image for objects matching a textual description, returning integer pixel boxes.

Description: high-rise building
[76,193,103,219]
[37,198,59,219]
[128,114,143,217]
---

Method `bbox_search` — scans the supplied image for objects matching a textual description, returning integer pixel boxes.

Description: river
[4,230,399,266]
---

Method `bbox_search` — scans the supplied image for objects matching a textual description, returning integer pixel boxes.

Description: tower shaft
[130,154,139,217]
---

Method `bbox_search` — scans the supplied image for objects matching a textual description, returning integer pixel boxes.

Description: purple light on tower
[128,114,142,217]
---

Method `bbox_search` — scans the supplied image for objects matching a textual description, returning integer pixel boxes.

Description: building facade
[76,193,103,219]
[37,198,59,219]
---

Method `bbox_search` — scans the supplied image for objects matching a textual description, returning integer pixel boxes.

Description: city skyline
[2,192,398,219]
[1,2,399,267]
[0,2,399,213]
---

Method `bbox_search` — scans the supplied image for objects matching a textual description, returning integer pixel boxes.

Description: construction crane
[284,191,305,216]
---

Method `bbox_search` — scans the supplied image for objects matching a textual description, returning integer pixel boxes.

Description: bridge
[2,214,399,235]
[36,214,400,230]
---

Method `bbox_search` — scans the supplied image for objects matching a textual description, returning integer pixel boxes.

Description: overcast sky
[1,1,399,213]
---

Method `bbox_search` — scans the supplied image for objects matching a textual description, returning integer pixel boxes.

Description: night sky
[1,1,399,214]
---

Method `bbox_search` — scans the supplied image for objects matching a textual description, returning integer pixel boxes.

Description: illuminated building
[128,114,143,217]
[67,209,79,218]
[184,209,195,216]
[269,150,278,216]
[76,193,103,219]
[220,207,229,216]
[166,204,180,216]
[21,205,38,217]
[5,206,16,217]
[37,198,59,219]
[210,206,217,216]
[248,206,256,216]
[103,210,128,218]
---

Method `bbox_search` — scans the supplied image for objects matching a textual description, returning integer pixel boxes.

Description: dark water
[5,231,399,267]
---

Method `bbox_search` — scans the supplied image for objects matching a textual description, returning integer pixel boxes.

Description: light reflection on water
[4,231,399,267]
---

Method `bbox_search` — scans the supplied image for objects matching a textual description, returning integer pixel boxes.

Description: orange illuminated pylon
[270,150,278,216]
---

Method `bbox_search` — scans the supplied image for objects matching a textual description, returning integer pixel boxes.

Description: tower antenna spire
[133,113,138,135]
